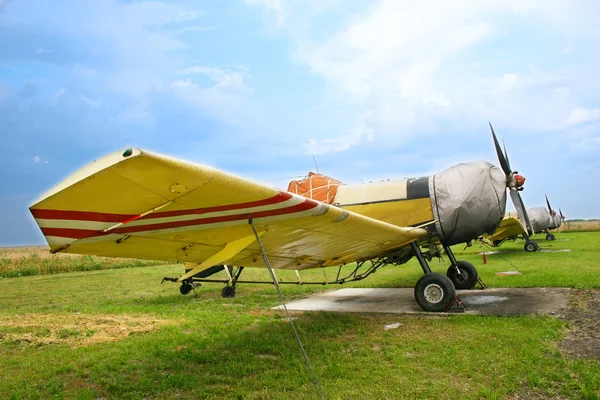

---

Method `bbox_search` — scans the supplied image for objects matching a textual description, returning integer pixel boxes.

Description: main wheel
[524,241,538,252]
[414,273,456,312]
[446,261,478,289]
[546,233,555,241]
[221,285,236,298]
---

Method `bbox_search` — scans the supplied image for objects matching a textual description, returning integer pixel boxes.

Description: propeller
[544,194,554,214]
[490,122,534,236]
[545,194,555,215]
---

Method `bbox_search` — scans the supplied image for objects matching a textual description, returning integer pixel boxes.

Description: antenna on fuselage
[312,154,320,174]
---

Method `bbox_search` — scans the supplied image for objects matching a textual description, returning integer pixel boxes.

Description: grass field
[0,232,599,399]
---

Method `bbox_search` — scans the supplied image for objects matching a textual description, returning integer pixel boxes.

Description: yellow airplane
[29,124,530,312]
[484,195,565,251]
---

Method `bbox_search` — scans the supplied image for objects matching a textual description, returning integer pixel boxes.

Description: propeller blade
[502,139,512,173]
[489,122,511,176]
[510,189,534,236]
[545,194,553,213]
[560,208,564,219]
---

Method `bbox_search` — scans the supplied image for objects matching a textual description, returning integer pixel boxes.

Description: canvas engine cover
[527,207,554,233]
[429,161,507,246]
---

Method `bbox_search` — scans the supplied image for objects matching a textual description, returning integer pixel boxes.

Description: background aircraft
[484,194,566,250]
[29,125,530,312]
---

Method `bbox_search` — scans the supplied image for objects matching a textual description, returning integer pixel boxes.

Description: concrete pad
[481,249,571,255]
[275,287,570,316]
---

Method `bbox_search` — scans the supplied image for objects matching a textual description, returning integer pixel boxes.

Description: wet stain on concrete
[275,287,570,317]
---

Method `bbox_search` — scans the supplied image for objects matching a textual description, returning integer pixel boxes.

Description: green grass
[0,232,599,399]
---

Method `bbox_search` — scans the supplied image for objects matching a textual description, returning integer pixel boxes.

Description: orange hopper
[287,172,344,204]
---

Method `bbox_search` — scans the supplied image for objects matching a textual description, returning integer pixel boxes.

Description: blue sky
[1,0,599,246]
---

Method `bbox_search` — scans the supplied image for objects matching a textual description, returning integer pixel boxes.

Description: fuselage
[487,205,564,245]
[330,161,508,247]
[334,177,434,229]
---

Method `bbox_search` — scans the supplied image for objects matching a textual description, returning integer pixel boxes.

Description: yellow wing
[484,214,526,243]
[30,148,427,271]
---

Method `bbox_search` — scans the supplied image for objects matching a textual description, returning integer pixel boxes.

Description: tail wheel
[446,261,478,289]
[221,286,236,298]
[546,233,555,241]
[414,273,456,312]
[179,280,194,295]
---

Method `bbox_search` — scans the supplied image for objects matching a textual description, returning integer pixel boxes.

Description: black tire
[446,261,478,290]
[524,241,538,252]
[221,286,236,298]
[180,281,193,295]
[414,273,456,312]
[546,233,555,241]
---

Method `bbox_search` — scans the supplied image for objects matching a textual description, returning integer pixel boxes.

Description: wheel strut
[443,244,479,290]
[443,244,462,276]
[410,241,431,274]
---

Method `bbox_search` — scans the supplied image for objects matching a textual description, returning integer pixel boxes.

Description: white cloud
[565,108,600,125]
[305,123,374,155]
[35,48,50,55]
[244,0,287,28]
[19,2,204,101]
[496,74,520,92]
[249,0,600,136]
[179,66,252,88]
[0,78,11,101]
[169,66,257,127]
[70,64,97,80]
[298,1,493,99]
[30,156,48,164]
[80,96,103,109]
[50,88,66,104]
[177,25,219,34]
[116,2,204,26]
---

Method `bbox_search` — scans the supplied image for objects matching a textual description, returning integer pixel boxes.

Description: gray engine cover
[528,207,553,233]
[430,161,507,246]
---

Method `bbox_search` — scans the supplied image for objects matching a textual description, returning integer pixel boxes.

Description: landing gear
[221,266,244,298]
[524,240,539,252]
[443,244,479,290]
[410,242,461,312]
[221,285,236,298]
[414,273,456,312]
[546,233,555,241]
[446,261,478,290]
[179,279,194,295]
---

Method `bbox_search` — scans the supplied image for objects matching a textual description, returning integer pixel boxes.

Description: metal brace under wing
[177,230,265,282]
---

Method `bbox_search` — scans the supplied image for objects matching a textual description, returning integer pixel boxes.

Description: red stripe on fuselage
[31,192,294,222]
[40,198,320,239]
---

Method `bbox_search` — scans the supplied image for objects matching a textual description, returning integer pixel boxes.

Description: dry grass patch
[0,245,166,277]
[0,313,171,347]
[558,220,600,232]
